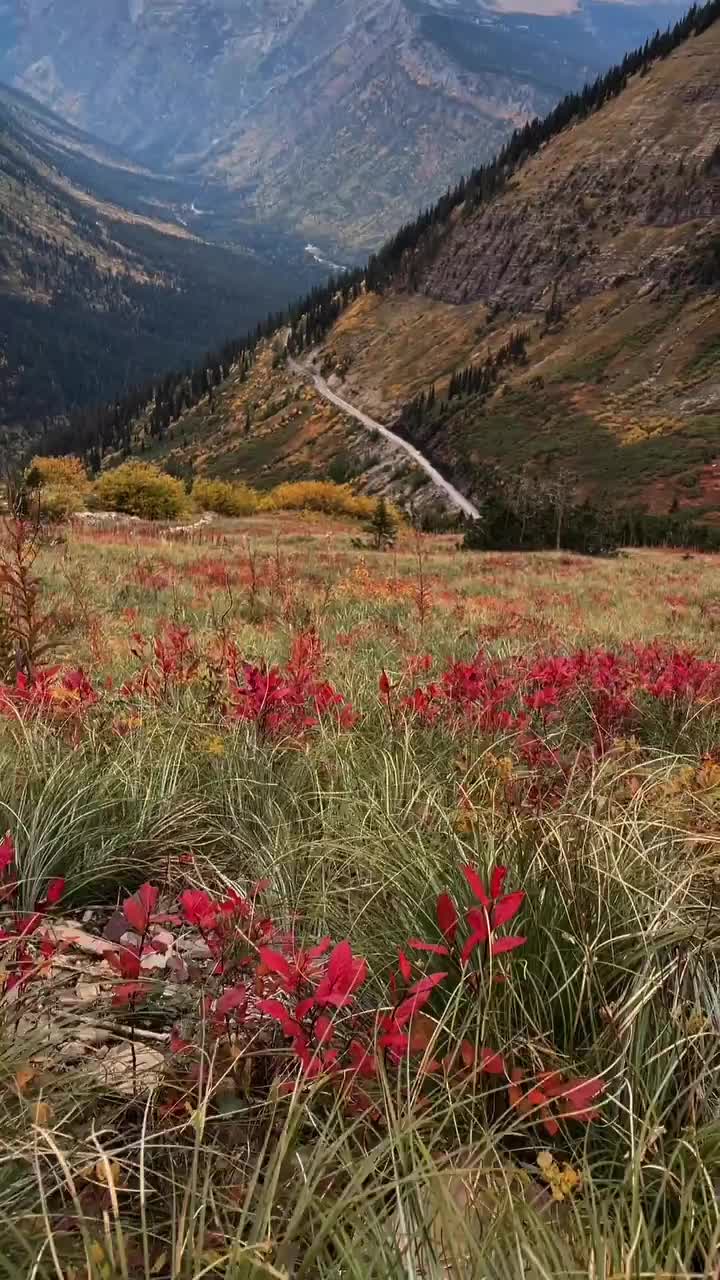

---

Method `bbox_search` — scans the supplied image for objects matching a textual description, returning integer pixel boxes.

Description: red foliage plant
[0,833,65,996]
[403,645,720,747]
[0,847,606,1139]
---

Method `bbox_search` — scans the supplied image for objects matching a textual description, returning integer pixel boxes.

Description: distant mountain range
[1,0,688,252]
[0,83,323,436]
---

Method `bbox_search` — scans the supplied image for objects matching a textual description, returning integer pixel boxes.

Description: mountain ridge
[2,0,688,251]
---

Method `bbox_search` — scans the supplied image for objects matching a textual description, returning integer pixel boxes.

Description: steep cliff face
[1,0,686,250]
[417,30,720,311]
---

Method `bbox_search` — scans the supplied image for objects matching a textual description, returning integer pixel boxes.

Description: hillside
[0,85,319,439]
[2,0,686,253]
[307,6,720,517]
[38,0,720,527]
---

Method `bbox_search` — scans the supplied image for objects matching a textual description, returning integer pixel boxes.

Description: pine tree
[367,497,398,551]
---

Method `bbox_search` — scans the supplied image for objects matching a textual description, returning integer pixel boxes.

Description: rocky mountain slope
[0,85,319,438]
[1,0,686,252]
[308,6,720,517]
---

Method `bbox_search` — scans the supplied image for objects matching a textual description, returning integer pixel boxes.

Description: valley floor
[1,512,720,1275]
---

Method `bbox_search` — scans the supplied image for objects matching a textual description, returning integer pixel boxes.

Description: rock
[95,1042,165,1095]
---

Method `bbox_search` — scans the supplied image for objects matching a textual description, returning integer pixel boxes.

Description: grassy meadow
[2,511,720,1277]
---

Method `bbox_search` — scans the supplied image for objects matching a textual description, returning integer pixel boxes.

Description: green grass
[2,517,720,1275]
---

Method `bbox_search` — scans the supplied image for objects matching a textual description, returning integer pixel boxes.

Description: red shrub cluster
[122,624,200,699]
[402,644,720,747]
[0,667,97,722]
[0,849,605,1138]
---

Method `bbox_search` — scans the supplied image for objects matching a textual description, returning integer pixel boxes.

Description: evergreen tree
[366,497,398,551]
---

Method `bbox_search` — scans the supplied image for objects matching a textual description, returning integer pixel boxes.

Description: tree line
[463,463,720,554]
[398,331,529,437]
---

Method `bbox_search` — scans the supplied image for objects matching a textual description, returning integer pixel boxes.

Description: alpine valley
[0,82,324,437]
[2,0,689,253]
[55,2,720,526]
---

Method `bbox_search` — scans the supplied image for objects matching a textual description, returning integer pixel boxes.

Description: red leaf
[460,1043,506,1076]
[465,908,490,942]
[258,947,294,986]
[213,983,244,1013]
[489,865,508,900]
[326,939,352,988]
[560,1077,605,1109]
[526,1087,548,1108]
[491,891,524,929]
[398,949,412,983]
[479,1048,506,1075]
[216,985,247,1018]
[542,1111,560,1137]
[349,1038,377,1078]
[123,883,158,935]
[379,670,391,699]
[463,865,490,907]
[257,998,301,1038]
[490,935,526,956]
[315,1015,334,1047]
[379,1030,410,1052]
[315,941,367,1007]
[0,833,15,875]
[408,939,450,956]
[179,889,216,928]
[15,912,43,938]
[408,972,447,997]
[460,931,485,965]
[537,1070,566,1098]
[107,947,141,979]
[436,893,458,944]
[170,1028,194,1055]
[45,878,65,906]
[395,985,435,1025]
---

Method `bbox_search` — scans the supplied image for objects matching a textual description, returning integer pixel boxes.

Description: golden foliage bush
[266,481,396,522]
[92,463,187,520]
[192,478,259,517]
[25,455,90,520]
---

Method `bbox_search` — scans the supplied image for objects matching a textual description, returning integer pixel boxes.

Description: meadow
[2,510,720,1278]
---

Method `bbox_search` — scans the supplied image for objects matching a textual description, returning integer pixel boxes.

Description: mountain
[1,0,688,253]
[87,0,720,522]
[0,83,322,438]
[320,1,720,518]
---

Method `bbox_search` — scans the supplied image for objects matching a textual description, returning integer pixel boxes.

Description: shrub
[92,463,187,520]
[24,454,89,520]
[192,477,259,517]
[267,480,398,523]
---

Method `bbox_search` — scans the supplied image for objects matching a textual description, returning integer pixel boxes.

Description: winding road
[288,358,480,520]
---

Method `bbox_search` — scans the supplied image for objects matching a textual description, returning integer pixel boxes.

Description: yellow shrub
[266,481,395,522]
[25,454,90,520]
[93,463,187,521]
[193,478,259,517]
